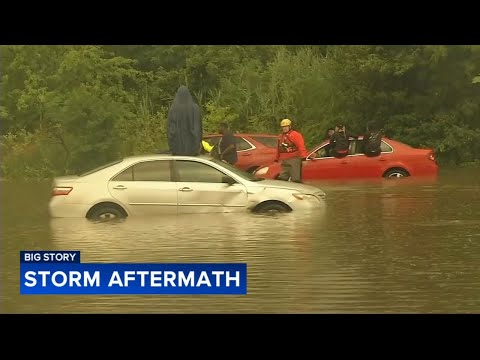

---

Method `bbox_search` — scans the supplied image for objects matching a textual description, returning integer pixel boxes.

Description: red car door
[303,157,350,180]
[302,143,350,180]
[345,139,393,178]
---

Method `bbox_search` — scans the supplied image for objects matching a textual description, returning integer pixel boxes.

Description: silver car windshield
[208,158,264,181]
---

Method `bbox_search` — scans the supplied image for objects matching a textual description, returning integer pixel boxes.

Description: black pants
[278,157,303,182]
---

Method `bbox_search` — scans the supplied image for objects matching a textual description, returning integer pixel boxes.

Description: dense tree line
[1,45,479,179]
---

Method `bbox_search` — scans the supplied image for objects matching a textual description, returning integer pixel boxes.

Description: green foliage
[2,44,480,179]
[116,96,169,155]
[1,128,58,179]
[1,45,146,176]
[202,100,239,133]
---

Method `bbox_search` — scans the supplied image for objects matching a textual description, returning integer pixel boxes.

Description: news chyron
[20,251,247,295]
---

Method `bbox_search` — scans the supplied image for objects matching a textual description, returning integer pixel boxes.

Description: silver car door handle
[179,187,193,192]
[113,185,127,190]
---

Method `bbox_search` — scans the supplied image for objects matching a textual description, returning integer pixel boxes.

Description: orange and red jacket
[276,130,308,161]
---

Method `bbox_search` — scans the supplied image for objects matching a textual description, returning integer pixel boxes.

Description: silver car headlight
[255,167,269,176]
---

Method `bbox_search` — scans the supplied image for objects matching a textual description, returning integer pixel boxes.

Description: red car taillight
[428,152,436,161]
[52,187,73,196]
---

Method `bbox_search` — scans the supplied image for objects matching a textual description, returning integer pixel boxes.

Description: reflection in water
[46,211,328,313]
[2,167,480,313]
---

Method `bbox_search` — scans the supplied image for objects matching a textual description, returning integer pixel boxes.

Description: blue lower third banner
[20,263,247,295]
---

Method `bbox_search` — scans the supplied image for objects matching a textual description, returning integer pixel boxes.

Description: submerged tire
[255,202,291,213]
[88,205,126,221]
[384,168,409,178]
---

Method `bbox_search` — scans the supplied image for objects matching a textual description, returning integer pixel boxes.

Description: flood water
[1,167,480,313]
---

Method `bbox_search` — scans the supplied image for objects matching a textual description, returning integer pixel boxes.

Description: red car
[253,136,439,180]
[203,133,278,173]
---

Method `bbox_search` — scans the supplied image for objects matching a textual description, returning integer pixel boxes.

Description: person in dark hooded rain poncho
[167,86,202,156]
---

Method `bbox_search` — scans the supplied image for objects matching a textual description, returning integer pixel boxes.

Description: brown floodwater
[1,167,479,313]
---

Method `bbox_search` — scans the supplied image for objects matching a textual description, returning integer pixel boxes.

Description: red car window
[249,136,278,148]
[236,137,253,151]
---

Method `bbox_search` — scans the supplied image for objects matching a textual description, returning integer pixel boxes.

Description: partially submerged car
[49,155,326,220]
[254,136,438,181]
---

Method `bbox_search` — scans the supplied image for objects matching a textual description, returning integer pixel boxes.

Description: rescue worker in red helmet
[275,119,308,183]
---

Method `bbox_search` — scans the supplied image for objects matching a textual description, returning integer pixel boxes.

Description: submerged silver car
[49,155,326,220]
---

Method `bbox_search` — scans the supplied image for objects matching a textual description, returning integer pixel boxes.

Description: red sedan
[203,133,278,173]
[253,136,439,180]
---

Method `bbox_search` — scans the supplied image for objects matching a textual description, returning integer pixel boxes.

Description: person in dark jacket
[323,127,335,156]
[167,86,202,156]
[217,123,238,165]
[363,129,383,157]
[329,124,357,158]
[324,127,335,140]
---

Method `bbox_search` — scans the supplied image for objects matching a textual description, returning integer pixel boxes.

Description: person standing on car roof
[275,119,308,183]
[167,85,202,156]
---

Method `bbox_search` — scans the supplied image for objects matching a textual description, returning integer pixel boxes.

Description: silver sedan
[49,155,326,220]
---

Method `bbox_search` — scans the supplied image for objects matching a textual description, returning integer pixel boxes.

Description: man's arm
[292,132,308,159]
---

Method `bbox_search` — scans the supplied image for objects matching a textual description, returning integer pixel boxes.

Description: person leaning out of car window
[322,127,335,156]
[218,123,238,165]
[324,127,335,141]
[276,118,308,183]
[329,124,358,158]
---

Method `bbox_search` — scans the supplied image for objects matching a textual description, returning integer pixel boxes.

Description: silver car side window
[175,160,227,183]
[112,160,171,182]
